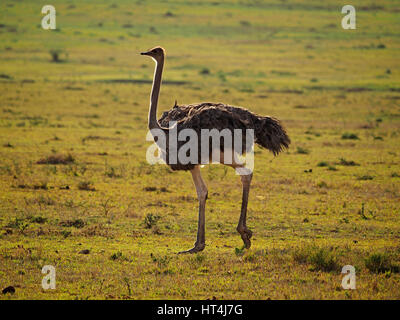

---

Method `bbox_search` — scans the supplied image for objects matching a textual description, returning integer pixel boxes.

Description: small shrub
[365,253,399,273]
[317,161,328,167]
[6,218,29,234]
[164,11,175,17]
[309,248,339,272]
[61,230,71,238]
[338,158,359,166]
[29,216,47,224]
[0,73,12,79]
[99,198,115,217]
[199,68,210,75]
[110,251,124,260]
[341,133,359,140]
[37,153,75,165]
[293,246,310,264]
[60,219,85,228]
[293,246,339,272]
[49,49,67,63]
[33,181,48,190]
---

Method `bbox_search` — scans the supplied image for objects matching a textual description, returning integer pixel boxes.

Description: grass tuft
[296,147,310,154]
[78,180,96,191]
[37,153,75,165]
[341,133,359,140]
[60,219,85,229]
[293,246,339,272]
[337,158,359,166]
[365,253,399,274]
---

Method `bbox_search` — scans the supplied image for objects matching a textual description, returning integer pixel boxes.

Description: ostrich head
[140,46,165,62]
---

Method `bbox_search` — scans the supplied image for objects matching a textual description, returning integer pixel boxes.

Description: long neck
[148,56,164,130]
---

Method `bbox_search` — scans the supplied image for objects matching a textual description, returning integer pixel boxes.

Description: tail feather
[254,116,290,155]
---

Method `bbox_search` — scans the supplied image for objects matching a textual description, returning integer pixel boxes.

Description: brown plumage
[158,102,290,171]
[141,46,290,254]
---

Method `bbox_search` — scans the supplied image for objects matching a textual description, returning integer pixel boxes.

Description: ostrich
[141,46,290,254]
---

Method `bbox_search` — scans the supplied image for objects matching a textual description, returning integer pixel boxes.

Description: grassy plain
[0,0,400,299]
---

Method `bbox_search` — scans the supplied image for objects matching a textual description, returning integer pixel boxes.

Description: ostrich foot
[178,242,205,254]
[238,227,252,249]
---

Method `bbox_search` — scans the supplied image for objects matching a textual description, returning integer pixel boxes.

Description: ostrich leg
[178,166,207,254]
[237,173,253,248]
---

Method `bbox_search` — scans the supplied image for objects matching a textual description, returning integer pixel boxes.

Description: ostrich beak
[140,51,151,56]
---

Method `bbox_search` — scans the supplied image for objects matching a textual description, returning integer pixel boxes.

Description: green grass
[293,245,339,272]
[1,0,400,300]
[364,252,400,274]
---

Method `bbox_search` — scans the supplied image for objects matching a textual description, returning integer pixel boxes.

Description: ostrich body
[141,46,290,253]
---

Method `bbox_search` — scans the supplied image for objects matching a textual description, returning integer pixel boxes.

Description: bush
[317,161,329,167]
[293,247,310,264]
[365,253,399,274]
[199,68,210,75]
[37,153,75,165]
[29,216,47,224]
[293,246,339,272]
[49,49,67,63]
[60,219,85,228]
[309,248,339,272]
